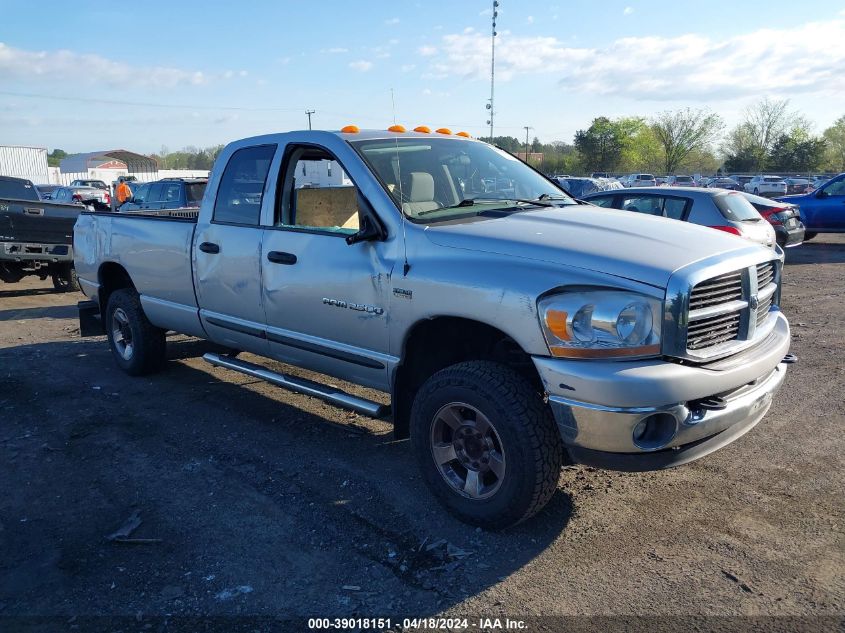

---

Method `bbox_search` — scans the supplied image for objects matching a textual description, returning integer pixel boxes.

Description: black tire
[410,361,564,529]
[803,231,817,241]
[105,288,166,376]
[753,188,759,195]
[51,264,79,292]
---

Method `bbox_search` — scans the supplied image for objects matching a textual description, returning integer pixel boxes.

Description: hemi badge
[393,288,413,299]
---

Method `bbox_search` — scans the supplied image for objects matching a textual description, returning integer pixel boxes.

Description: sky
[1,0,844,154]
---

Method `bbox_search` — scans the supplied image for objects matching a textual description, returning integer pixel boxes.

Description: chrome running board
[202,352,389,418]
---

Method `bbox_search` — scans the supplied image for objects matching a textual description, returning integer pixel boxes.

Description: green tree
[574,117,624,172]
[766,130,826,173]
[47,149,68,167]
[822,115,845,172]
[651,108,723,174]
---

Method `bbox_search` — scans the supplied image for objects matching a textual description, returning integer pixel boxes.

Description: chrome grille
[688,271,743,310]
[681,258,780,358]
[687,312,742,350]
[757,262,774,289]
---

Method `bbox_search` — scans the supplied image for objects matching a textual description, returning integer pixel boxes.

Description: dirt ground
[0,236,843,631]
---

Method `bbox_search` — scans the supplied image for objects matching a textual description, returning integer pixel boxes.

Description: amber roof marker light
[435,128,452,135]
[414,126,431,133]
[340,125,360,134]
[388,124,407,133]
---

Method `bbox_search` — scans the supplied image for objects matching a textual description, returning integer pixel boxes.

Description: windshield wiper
[417,197,555,217]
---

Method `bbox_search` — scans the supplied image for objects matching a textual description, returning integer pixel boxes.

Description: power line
[0,90,306,112]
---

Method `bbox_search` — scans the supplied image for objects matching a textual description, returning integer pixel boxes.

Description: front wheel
[410,361,564,529]
[803,231,817,241]
[753,188,759,195]
[105,289,166,376]
[51,264,79,292]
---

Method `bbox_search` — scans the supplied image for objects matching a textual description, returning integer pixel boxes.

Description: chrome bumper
[0,242,74,262]
[535,313,791,471]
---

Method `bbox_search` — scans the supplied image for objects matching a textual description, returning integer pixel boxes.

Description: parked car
[706,177,742,191]
[665,175,696,187]
[741,192,805,248]
[730,175,754,190]
[35,184,61,199]
[590,171,609,179]
[804,175,833,192]
[655,177,667,186]
[783,178,811,195]
[582,186,777,248]
[624,173,657,187]
[554,177,607,198]
[70,179,109,191]
[0,175,82,291]
[74,129,791,529]
[120,178,208,213]
[776,172,845,239]
[51,185,111,211]
[745,175,787,197]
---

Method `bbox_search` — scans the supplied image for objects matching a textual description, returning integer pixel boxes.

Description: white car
[624,173,657,187]
[745,175,787,197]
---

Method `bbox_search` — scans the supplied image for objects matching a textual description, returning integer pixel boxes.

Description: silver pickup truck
[74,129,792,529]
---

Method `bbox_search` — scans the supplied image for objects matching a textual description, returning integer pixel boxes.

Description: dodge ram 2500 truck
[1,175,82,291]
[74,129,793,529]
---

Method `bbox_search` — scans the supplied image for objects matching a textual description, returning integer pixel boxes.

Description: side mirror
[346,214,383,245]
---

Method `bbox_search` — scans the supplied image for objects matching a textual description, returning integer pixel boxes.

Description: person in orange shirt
[116,180,133,208]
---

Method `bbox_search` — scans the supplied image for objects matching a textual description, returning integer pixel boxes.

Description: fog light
[632,413,678,451]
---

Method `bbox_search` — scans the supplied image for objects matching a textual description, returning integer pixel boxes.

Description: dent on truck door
[260,145,396,390]
[194,144,276,355]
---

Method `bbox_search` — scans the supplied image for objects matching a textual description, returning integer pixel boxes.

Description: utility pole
[305,109,315,130]
[485,1,499,142]
[524,126,533,162]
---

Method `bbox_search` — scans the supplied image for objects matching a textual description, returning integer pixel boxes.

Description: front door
[260,143,396,390]
[194,143,277,354]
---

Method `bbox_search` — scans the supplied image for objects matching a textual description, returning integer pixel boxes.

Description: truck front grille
[682,258,780,358]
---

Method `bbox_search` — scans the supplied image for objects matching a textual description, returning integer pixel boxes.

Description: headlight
[538,290,662,359]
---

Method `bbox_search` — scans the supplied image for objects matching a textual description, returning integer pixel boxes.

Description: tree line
[487,99,845,177]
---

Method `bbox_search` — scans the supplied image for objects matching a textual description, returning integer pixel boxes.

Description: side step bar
[202,352,390,418]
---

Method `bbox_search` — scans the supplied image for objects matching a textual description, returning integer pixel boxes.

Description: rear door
[160,182,183,210]
[809,175,845,230]
[193,143,276,354]
[144,183,165,211]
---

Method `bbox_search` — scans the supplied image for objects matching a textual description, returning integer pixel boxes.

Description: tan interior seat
[402,172,440,215]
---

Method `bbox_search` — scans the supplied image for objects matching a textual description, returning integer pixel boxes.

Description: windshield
[714,192,761,221]
[350,137,575,222]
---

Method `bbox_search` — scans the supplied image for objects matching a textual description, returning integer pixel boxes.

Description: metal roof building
[0,145,50,184]
[60,150,158,180]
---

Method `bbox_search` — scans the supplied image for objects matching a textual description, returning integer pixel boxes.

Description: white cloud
[422,88,432,95]
[623,6,634,15]
[421,19,845,100]
[401,64,416,72]
[526,15,535,24]
[0,42,207,88]
[384,17,400,25]
[323,47,349,54]
[348,60,373,72]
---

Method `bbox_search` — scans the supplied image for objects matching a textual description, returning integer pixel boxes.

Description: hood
[424,206,757,288]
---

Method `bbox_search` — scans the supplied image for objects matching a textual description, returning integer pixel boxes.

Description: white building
[0,145,50,184]
[296,159,352,188]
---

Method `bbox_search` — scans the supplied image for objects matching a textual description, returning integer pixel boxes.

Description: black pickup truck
[0,175,82,291]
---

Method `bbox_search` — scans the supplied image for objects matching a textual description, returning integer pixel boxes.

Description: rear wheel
[105,289,166,376]
[410,361,564,529]
[51,264,79,292]
[753,187,759,195]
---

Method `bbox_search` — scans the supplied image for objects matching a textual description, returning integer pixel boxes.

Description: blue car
[776,173,845,239]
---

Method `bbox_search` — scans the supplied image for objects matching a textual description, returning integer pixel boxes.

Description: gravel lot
[0,236,843,630]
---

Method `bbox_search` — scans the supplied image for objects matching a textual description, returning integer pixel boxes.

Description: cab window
[277,146,360,235]
[213,144,276,225]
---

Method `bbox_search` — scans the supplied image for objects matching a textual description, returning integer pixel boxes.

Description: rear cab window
[0,178,40,201]
[186,182,207,204]
[713,192,761,221]
[213,144,276,225]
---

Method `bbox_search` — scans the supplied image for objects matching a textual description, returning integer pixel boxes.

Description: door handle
[199,242,220,254]
[267,251,297,265]
[24,207,45,216]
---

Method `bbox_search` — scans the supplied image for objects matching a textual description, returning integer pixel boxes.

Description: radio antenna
[391,87,410,276]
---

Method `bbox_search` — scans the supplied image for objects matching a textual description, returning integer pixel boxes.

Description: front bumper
[534,312,790,471]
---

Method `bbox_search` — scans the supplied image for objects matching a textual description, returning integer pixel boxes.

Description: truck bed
[0,197,84,245]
